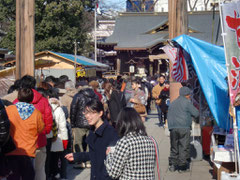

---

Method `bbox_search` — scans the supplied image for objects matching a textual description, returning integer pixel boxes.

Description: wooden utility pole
[168,0,188,101]
[16,0,35,79]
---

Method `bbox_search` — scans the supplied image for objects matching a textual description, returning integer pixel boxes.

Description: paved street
[67,109,214,180]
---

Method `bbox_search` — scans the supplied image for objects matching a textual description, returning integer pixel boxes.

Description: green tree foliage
[0,0,95,56]
[0,0,16,52]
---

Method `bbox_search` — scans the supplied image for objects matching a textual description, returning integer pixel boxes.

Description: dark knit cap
[179,86,191,96]
[76,81,88,87]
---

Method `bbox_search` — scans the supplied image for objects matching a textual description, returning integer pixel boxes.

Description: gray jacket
[167,95,199,130]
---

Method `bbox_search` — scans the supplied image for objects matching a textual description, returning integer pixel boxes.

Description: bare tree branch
[204,0,210,11]
[188,0,193,11]
[188,0,199,12]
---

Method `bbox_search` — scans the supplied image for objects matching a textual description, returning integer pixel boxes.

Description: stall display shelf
[211,146,235,163]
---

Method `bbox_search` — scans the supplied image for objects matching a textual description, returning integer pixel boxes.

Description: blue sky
[101,0,126,11]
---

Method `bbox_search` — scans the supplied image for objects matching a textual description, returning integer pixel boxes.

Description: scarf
[16,102,35,120]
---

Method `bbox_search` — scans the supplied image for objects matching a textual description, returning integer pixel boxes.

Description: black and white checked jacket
[105,132,156,180]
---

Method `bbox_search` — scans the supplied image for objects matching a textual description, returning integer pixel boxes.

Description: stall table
[211,135,235,180]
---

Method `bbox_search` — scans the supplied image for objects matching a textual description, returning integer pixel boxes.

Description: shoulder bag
[134,103,146,114]
[149,136,161,180]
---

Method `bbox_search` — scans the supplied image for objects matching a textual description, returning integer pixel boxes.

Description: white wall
[154,0,213,12]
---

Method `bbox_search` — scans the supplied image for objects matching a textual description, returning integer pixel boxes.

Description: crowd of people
[0,73,199,180]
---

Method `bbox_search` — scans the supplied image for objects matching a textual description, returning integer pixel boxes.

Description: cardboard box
[213,162,235,180]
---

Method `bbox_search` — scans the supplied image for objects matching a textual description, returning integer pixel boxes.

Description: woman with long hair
[105,107,156,179]
[65,99,119,180]
[104,81,126,127]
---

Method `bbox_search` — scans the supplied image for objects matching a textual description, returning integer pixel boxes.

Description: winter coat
[124,82,133,107]
[73,120,119,180]
[130,88,146,107]
[105,132,156,180]
[6,103,44,157]
[70,88,98,128]
[152,83,164,105]
[0,99,16,156]
[13,89,53,148]
[159,88,170,113]
[49,98,68,152]
[2,90,18,104]
[108,90,126,123]
[60,88,77,121]
[167,95,199,130]
[0,99,10,148]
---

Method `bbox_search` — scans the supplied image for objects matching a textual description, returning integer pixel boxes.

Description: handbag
[149,136,161,180]
[134,103,146,114]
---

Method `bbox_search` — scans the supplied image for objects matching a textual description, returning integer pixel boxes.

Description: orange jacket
[6,105,44,157]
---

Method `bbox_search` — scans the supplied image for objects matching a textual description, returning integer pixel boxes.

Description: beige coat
[59,88,78,122]
[2,90,18,103]
[152,84,164,105]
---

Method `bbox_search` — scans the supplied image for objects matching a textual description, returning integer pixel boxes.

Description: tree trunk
[168,0,188,101]
[16,0,35,79]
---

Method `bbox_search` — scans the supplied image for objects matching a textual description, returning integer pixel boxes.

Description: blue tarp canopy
[51,51,109,68]
[173,35,230,130]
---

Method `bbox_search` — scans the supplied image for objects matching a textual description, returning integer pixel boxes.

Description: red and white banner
[162,45,188,82]
[96,0,101,14]
[162,45,177,64]
[220,1,240,105]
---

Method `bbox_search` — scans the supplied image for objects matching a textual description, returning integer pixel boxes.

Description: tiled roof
[104,12,222,50]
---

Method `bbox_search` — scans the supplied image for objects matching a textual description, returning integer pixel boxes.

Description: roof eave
[114,47,147,51]
[0,48,9,54]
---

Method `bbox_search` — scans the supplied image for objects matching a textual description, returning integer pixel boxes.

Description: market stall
[164,27,240,178]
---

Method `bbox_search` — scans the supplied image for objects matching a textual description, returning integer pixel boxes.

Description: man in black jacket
[0,99,15,178]
[70,87,98,168]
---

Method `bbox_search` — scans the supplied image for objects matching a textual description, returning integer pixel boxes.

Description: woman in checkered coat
[105,107,156,180]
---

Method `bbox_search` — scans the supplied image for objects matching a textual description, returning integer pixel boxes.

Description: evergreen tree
[0,0,95,56]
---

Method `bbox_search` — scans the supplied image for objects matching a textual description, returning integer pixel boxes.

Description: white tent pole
[94,1,97,62]
[219,0,229,70]
[233,108,239,173]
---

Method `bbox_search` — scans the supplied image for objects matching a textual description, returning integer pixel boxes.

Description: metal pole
[94,1,97,62]
[74,40,77,85]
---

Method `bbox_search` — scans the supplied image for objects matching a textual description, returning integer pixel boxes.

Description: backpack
[51,118,58,142]
[51,107,58,142]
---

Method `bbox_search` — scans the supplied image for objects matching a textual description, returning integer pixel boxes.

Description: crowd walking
[0,73,199,180]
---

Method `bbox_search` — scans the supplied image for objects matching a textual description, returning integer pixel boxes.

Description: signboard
[138,68,145,74]
[220,1,240,105]
[129,65,135,73]
[85,69,96,77]
[224,133,234,148]
[76,66,86,78]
